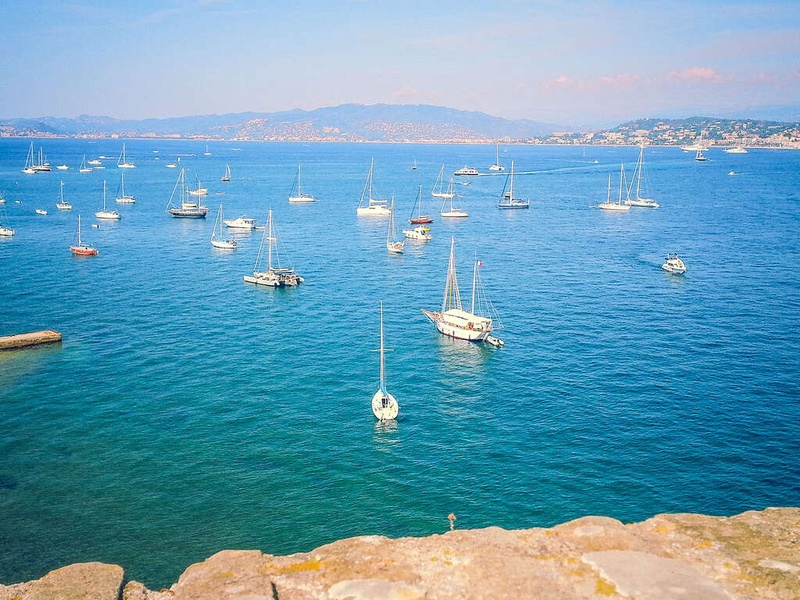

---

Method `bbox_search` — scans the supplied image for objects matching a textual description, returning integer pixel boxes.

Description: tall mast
[442,237,461,313]
[267,210,274,270]
[379,301,385,389]
[471,258,478,315]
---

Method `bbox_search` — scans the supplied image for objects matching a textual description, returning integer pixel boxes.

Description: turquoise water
[1,139,798,588]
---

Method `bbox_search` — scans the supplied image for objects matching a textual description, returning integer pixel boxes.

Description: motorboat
[662,253,686,274]
[454,165,479,176]
[224,216,257,230]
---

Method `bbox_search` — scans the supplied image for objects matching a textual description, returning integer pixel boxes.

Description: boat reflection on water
[434,334,494,376]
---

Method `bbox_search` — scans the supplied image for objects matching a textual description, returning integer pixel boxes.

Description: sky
[2,0,799,127]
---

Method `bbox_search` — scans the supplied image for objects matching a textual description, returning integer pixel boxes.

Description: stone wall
[2,507,798,599]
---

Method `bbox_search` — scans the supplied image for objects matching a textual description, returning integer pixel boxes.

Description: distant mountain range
[1,104,798,147]
[0,104,562,142]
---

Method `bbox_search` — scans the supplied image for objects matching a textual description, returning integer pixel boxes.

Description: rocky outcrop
[2,508,798,600]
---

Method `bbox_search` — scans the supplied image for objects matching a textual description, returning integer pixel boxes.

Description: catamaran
[371,301,399,421]
[210,203,236,249]
[288,164,317,203]
[357,159,391,216]
[624,146,659,207]
[489,144,505,171]
[166,168,209,218]
[422,237,503,346]
[244,209,303,287]
[497,161,530,209]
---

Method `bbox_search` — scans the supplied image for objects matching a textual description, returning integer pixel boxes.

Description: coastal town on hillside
[2,115,799,148]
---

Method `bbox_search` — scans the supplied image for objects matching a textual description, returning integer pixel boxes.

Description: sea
[0,138,798,588]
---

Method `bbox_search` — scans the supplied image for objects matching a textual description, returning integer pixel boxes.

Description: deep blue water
[1,139,798,588]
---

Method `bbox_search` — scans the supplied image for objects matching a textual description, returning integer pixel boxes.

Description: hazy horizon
[3,1,800,127]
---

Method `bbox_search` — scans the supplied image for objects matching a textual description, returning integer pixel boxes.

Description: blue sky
[2,0,799,126]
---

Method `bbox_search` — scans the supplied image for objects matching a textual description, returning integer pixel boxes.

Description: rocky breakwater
[1,507,798,600]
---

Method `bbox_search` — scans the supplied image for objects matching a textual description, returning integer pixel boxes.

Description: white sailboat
[371,301,399,421]
[221,164,231,182]
[431,165,454,200]
[422,237,503,346]
[624,146,659,207]
[596,166,631,212]
[56,181,72,210]
[288,164,317,203]
[95,181,121,220]
[244,209,303,287]
[497,161,530,209]
[115,172,135,204]
[22,142,36,174]
[357,159,391,216]
[439,178,468,217]
[386,199,405,254]
[166,169,209,218]
[489,144,505,171]
[79,154,92,173]
[210,203,236,249]
[188,177,208,196]
[695,148,708,161]
[0,201,14,237]
[117,143,136,168]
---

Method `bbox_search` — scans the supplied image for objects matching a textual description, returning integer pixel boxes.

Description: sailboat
[115,172,135,204]
[288,164,317,203]
[243,209,304,287]
[95,181,121,220]
[439,178,468,217]
[166,169,209,218]
[408,184,433,224]
[188,177,208,196]
[220,164,231,182]
[356,159,391,216]
[411,159,418,170]
[695,148,708,161]
[489,144,505,171]
[431,165,454,200]
[422,237,503,346]
[22,142,36,174]
[0,201,14,237]
[624,146,659,207]
[497,161,530,209]
[117,143,136,168]
[371,301,399,421]
[210,203,236,249]
[70,215,98,256]
[386,199,405,254]
[79,154,92,173]
[596,166,631,212]
[56,181,72,210]
[204,145,211,156]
